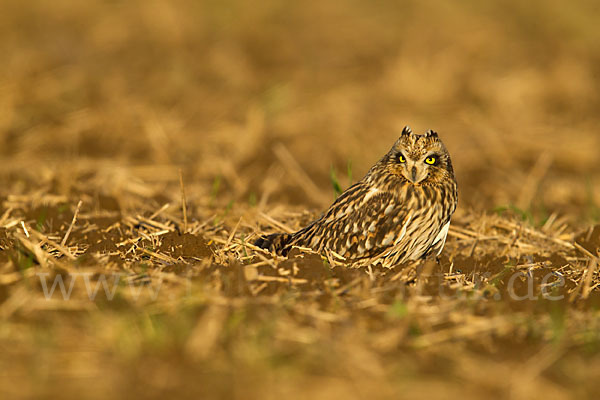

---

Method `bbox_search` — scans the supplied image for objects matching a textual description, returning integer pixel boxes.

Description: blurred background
[2,1,600,399]
[1,0,599,225]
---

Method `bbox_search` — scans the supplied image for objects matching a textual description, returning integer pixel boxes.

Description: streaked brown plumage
[255,127,458,268]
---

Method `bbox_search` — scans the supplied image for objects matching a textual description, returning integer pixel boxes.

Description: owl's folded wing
[288,181,413,259]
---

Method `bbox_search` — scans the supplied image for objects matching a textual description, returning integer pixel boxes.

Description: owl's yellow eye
[425,156,437,165]
[398,154,406,163]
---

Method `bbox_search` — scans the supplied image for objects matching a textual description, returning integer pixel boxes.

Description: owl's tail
[254,233,293,256]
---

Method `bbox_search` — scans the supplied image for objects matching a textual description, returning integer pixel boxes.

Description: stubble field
[1,1,600,399]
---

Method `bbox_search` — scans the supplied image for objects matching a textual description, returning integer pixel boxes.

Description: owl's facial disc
[389,128,452,185]
[396,153,433,184]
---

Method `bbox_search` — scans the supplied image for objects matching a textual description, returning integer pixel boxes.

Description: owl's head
[385,126,455,185]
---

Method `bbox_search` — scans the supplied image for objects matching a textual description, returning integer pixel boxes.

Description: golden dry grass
[1,0,600,399]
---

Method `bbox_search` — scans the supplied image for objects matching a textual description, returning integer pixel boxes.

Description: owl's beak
[410,166,418,183]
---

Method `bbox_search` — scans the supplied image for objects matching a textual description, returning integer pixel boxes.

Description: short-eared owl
[255,127,458,268]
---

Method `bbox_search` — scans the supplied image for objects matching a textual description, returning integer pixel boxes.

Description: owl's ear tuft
[425,129,438,138]
[401,126,412,136]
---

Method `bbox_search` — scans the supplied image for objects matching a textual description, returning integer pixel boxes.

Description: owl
[255,127,458,268]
